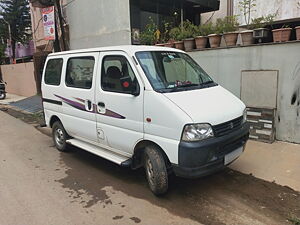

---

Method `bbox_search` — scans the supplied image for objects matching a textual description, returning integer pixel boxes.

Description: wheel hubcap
[55,128,64,147]
[146,158,155,185]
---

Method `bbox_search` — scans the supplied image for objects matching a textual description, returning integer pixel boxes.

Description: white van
[42,45,249,195]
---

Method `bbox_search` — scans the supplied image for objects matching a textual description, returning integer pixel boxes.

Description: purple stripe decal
[55,95,86,111]
[55,95,125,119]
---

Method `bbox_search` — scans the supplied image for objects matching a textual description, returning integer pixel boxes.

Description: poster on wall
[41,6,55,41]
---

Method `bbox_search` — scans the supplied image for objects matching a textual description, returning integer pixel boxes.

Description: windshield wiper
[167,83,199,92]
[201,80,214,85]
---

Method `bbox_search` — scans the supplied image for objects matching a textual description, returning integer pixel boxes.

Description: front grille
[213,116,243,137]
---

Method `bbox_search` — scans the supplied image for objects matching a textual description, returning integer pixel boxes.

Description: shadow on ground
[58,146,300,225]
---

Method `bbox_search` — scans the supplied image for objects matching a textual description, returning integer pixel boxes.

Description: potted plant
[182,21,197,51]
[252,14,276,43]
[238,0,256,45]
[221,16,240,47]
[272,25,292,42]
[195,23,213,49]
[207,19,223,48]
[169,21,197,51]
[296,26,300,41]
[169,27,185,50]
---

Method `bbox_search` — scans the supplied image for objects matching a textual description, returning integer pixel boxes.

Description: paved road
[0,111,299,225]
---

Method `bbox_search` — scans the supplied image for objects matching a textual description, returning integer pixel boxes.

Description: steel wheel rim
[0,93,4,99]
[54,128,64,147]
[146,158,155,186]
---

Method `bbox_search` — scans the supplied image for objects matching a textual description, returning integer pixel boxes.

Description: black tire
[144,145,168,195]
[0,92,6,100]
[52,121,69,152]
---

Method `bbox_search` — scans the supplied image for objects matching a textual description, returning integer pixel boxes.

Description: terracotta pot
[240,30,254,45]
[164,42,175,48]
[223,32,239,47]
[183,38,195,51]
[272,28,292,42]
[296,26,300,41]
[195,36,208,49]
[208,34,222,48]
[174,41,184,50]
[155,43,165,47]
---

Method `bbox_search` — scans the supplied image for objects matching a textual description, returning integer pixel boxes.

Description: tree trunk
[11,39,16,61]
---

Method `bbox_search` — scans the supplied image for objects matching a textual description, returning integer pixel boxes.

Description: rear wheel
[0,92,6,100]
[144,145,168,195]
[52,121,69,152]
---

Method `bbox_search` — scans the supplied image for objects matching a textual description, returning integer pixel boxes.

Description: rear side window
[44,58,63,86]
[65,57,95,89]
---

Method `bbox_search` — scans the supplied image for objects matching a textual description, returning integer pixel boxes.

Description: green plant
[288,214,300,225]
[169,20,197,41]
[159,20,174,43]
[196,22,214,36]
[139,17,158,45]
[239,0,257,28]
[249,16,265,29]
[215,16,239,34]
[282,24,290,28]
[264,13,276,29]
[248,13,276,30]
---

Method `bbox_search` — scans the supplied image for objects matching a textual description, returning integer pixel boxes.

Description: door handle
[97,102,106,114]
[85,100,93,111]
[98,102,105,108]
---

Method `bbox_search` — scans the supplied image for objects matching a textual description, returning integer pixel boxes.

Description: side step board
[66,139,131,166]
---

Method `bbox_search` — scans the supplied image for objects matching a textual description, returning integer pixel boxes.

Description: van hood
[163,85,245,125]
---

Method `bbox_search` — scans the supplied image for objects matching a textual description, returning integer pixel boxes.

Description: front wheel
[52,121,69,152]
[0,92,6,100]
[144,145,169,195]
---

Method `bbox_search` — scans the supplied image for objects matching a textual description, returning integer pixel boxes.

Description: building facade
[64,0,219,49]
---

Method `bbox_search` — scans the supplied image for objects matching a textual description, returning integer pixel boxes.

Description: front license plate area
[224,146,243,165]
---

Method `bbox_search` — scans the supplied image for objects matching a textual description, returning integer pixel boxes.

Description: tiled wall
[247,107,276,143]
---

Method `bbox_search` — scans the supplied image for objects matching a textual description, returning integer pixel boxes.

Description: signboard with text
[41,6,55,41]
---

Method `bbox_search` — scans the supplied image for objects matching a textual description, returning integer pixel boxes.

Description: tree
[0,0,31,60]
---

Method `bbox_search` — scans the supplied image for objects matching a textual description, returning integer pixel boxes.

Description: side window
[65,56,95,89]
[44,58,63,86]
[101,55,139,94]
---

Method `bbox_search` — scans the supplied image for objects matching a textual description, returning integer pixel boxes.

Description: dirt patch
[0,106,44,125]
[58,147,300,225]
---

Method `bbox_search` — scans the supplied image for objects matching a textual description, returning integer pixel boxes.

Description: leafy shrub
[196,22,214,36]
[215,16,239,34]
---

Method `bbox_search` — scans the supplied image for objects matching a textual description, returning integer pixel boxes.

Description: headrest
[107,66,122,79]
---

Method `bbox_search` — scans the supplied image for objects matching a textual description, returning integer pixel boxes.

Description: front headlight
[243,108,247,124]
[181,123,214,142]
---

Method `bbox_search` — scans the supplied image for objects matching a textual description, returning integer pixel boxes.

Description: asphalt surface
[0,111,299,225]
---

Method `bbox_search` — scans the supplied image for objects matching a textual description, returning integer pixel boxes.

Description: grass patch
[288,215,300,225]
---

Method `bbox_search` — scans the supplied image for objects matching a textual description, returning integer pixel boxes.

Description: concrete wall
[189,42,300,143]
[65,0,131,50]
[202,0,300,26]
[234,0,300,26]
[1,62,37,97]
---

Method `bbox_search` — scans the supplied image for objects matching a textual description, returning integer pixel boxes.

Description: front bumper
[173,122,250,178]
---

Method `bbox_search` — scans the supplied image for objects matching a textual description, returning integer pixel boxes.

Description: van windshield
[135,51,217,93]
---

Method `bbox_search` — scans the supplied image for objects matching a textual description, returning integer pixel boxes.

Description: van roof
[48,45,185,57]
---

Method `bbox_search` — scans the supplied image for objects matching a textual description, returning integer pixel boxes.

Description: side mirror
[120,76,140,96]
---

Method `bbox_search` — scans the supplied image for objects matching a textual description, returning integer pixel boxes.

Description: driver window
[101,55,138,94]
